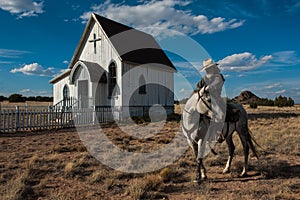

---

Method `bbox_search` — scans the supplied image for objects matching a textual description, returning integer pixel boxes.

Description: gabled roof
[68,13,176,72]
[49,69,71,84]
[69,61,107,84]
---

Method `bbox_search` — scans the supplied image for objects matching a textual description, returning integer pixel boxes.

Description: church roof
[67,13,176,72]
[94,14,176,71]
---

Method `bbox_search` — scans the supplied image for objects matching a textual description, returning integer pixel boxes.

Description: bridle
[197,90,212,111]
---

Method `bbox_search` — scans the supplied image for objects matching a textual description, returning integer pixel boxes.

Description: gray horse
[182,92,259,182]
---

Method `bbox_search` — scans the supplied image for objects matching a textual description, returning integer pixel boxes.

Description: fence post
[15,106,20,132]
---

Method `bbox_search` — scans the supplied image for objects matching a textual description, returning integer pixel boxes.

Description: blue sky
[0,0,300,102]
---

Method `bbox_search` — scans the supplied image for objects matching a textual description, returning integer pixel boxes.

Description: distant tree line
[176,95,295,108]
[0,94,53,103]
[250,95,294,108]
[274,95,294,107]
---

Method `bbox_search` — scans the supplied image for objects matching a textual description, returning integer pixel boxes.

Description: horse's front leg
[194,158,206,182]
[197,139,207,180]
[223,134,235,174]
[192,140,207,182]
[199,159,207,180]
[191,142,201,182]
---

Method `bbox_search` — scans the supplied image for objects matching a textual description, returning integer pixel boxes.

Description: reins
[197,91,212,111]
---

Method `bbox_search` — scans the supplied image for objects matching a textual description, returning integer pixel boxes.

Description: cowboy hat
[200,58,218,71]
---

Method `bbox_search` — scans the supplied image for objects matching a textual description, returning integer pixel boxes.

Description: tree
[274,95,294,107]
[0,96,8,102]
[287,97,295,106]
[249,102,258,109]
[8,94,26,102]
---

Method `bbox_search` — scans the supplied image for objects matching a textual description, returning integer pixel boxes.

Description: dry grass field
[0,101,52,110]
[0,104,299,199]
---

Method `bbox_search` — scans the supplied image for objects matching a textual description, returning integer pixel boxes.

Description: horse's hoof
[222,169,230,174]
[201,175,207,180]
[193,179,200,183]
[239,173,248,178]
[193,178,206,184]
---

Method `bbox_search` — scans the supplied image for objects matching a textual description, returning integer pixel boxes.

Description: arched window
[108,62,117,97]
[63,85,69,100]
[139,75,146,94]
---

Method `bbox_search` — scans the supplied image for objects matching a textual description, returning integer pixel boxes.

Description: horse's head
[195,91,212,118]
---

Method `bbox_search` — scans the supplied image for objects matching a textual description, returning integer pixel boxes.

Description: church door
[78,80,88,108]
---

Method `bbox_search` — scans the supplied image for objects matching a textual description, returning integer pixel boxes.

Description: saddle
[225,103,240,122]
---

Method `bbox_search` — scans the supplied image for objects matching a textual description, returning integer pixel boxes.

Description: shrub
[0,96,8,102]
[274,95,294,107]
[126,175,162,199]
[8,94,25,102]
[249,102,258,109]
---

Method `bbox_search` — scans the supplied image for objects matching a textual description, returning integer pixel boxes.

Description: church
[50,13,176,119]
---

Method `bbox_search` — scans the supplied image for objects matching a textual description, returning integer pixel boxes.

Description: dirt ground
[0,105,299,199]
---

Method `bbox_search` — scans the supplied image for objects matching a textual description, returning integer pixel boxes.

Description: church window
[139,75,146,94]
[108,62,117,97]
[63,85,69,100]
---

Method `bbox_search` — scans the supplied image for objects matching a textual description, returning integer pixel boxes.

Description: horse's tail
[247,128,261,160]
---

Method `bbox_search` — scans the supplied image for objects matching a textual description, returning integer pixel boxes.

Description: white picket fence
[0,105,174,133]
[0,106,117,133]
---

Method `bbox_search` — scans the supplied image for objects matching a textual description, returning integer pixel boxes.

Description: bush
[274,95,294,107]
[8,94,26,102]
[248,95,294,107]
[249,102,258,109]
[0,96,8,102]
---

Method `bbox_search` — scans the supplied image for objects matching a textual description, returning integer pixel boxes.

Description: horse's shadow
[207,158,299,184]
[257,158,300,179]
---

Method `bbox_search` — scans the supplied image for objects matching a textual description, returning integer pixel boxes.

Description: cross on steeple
[89,33,101,54]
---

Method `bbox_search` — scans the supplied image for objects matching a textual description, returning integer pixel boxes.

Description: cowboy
[196,58,226,157]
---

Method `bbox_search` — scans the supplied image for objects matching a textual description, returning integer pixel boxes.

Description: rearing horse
[182,92,259,182]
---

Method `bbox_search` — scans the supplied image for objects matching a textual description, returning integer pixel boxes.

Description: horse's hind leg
[223,134,235,174]
[238,130,250,177]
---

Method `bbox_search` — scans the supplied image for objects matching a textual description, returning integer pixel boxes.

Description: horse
[182,92,259,182]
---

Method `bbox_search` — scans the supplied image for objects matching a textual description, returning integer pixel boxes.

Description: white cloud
[20,89,31,93]
[0,0,44,18]
[10,63,56,77]
[179,88,186,93]
[218,51,300,72]
[274,89,286,94]
[269,51,300,66]
[0,61,13,64]
[218,52,273,72]
[80,0,244,37]
[264,83,282,89]
[0,48,30,58]
[19,88,52,96]
[63,60,69,64]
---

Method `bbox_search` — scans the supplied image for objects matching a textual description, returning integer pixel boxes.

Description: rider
[196,58,226,157]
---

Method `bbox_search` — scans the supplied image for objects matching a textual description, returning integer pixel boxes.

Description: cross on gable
[89,33,101,54]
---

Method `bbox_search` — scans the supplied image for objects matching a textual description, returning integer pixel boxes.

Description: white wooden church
[50,13,176,119]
